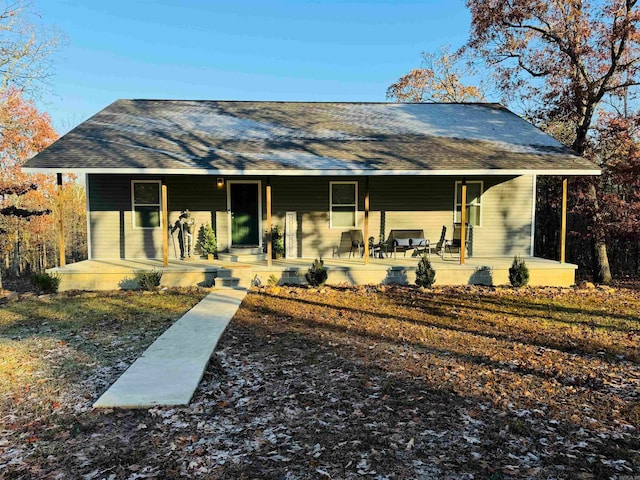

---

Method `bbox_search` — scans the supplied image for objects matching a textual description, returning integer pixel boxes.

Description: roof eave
[21,167,602,176]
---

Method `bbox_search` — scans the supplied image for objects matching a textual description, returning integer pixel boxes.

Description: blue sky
[37,0,473,134]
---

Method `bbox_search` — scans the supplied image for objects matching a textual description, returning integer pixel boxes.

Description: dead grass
[1,285,639,479]
[0,288,207,478]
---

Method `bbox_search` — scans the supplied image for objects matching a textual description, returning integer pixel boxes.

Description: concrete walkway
[93,288,247,408]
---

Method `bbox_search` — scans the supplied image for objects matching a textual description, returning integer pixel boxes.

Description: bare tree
[0,0,61,96]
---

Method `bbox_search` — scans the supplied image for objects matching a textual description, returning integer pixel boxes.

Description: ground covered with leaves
[1,285,639,479]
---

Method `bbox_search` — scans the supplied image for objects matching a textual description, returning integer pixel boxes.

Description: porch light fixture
[217,178,224,189]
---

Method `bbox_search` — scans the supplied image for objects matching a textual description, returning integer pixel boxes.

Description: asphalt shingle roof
[23,100,599,175]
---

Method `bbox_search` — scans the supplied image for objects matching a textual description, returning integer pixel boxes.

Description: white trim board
[531,174,537,257]
[22,167,602,176]
[85,173,92,260]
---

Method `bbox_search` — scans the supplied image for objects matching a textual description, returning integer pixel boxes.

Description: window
[132,180,161,228]
[454,180,482,226]
[330,181,357,228]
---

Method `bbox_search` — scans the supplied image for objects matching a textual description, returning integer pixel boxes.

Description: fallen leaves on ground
[1,284,639,478]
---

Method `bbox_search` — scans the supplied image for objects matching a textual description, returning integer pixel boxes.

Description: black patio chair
[368,236,386,258]
[435,226,447,257]
[348,229,365,258]
[443,223,471,259]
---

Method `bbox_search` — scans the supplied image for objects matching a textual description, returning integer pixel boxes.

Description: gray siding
[269,175,532,258]
[88,174,533,259]
[473,175,534,256]
[89,175,226,259]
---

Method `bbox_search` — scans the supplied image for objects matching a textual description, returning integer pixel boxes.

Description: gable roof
[23,100,599,176]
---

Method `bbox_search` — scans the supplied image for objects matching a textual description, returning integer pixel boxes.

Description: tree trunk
[586,183,612,283]
[593,240,612,283]
[12,235,19,275]
[573,115,613,284]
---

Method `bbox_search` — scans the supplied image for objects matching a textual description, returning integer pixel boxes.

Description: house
[23,100,599,288]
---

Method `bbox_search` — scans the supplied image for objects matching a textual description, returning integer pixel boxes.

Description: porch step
[229,247,262,255]
[215,277,242,288]
[217,252,267,263]
[215,266,254,289]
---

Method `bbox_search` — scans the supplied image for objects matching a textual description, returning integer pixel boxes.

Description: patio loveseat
[386,229,429,258]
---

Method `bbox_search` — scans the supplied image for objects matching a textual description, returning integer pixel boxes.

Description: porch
[47,255,577,291]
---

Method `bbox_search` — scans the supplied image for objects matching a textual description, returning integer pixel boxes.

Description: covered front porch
[48,255,577,291]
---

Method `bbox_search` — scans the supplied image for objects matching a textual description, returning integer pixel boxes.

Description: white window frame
[131,180,162,229]
[454,180,483,226]
[329,181,358,229]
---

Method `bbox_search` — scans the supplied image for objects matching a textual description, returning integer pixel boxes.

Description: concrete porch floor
[48,255,577,290]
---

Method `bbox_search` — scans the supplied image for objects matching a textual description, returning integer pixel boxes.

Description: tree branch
[504,20,592,85]
[0,205,50,217]
[0,183,38,196]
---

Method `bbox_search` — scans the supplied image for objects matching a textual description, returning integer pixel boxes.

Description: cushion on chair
[410,238,426,247]
[395,238,411,247]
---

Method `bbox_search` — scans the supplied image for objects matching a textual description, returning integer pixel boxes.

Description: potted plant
[271,225,285,259]
[197,223,217,260]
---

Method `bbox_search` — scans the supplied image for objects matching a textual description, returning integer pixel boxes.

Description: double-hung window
[132,180,161,228]
[330,181,357,228]
[454,181,483,226]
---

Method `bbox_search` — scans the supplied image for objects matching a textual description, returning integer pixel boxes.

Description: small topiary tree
[509,256,530,287]
[305,258,328,286]
[31,272,61,294]
[415,254,436,288]
[197,223,217,258]
[270,225,285,258]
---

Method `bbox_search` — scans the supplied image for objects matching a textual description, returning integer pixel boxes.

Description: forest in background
[0,87,87,285]
[0,1,86,289]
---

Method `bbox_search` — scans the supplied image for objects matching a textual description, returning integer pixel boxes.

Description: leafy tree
[386,45,486,103]
[587,112,640,244]
[466,0,640,283]
[0,88,57,288]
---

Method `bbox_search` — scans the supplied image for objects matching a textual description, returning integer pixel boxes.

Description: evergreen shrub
[415,255,436,288]
[31,272,61,294]
[134,269,163,291]
[509,256,530,287]
[305,258,328,286]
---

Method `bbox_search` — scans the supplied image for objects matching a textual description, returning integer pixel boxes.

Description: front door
[229,182,260,246]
